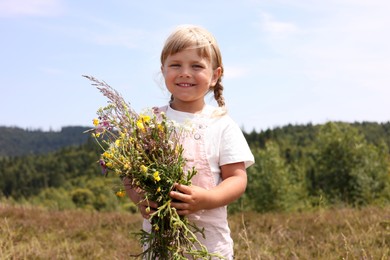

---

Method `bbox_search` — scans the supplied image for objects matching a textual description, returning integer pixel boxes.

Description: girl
[124,24,254,259]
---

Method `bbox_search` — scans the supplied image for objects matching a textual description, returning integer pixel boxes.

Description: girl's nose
[178,67,191,78]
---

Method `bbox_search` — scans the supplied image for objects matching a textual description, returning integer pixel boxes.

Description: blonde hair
[160,25,225,107]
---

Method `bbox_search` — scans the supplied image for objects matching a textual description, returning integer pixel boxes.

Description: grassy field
[0,203,389,259]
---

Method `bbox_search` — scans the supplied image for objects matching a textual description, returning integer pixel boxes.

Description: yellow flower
[115,139,121,147]
[140,165,148,173]
[154,225,160,231]
[93,118,99,126]
[137,114,151,131]
[106,162,113,168]
[136,120,145,131]
[157,187,161,193]
[153,171,161,182]
[116,190,126,198]
[139,114,151,123]
[103,151,109,158]
[157,123,164,131]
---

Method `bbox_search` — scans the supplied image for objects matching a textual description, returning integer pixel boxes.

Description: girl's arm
[169,162,247,215]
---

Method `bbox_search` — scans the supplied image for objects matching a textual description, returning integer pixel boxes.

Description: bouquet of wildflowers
[84,75,223,259]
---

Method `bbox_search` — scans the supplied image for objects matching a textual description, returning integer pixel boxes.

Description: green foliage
[247,143,288,212]
[32,187,76,210]
[85,177,121,211]
[71,188,95,209]
[0,138,101,199]
[0,121,389,213]
[245,142,307,212]
[310,122,389,206]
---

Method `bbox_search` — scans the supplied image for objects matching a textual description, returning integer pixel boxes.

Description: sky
[1,0,389,132]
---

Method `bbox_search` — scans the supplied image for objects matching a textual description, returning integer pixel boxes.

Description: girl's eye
[193,64,204,69]
[169,64,180,68]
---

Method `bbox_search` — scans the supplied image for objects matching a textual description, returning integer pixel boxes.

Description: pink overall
[144,106,234,259]
[181,114,234,259]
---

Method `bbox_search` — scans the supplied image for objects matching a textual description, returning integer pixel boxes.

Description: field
[0,204,389,259]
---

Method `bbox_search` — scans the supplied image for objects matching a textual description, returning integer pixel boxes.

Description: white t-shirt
[166,104,255,184]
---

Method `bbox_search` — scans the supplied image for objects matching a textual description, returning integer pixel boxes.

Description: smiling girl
[124,24,254,259]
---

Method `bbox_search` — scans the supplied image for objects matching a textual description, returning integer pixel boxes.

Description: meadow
[1,203,388,259]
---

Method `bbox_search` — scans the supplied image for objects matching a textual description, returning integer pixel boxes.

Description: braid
[213,79,225,107]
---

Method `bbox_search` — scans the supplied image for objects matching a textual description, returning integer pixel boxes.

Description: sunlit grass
[1,203,389,259]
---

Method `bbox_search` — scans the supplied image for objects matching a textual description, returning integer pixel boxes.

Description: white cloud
[0,0,64,17]
[258,12,299,36]
[253,1,390,93]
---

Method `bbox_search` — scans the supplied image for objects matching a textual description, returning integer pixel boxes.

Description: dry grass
[230,207,390,260]
[1,204,389,259]
[0,204,142,259]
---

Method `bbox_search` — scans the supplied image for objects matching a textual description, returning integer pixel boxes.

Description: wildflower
[115,139,121,147]
[153,171,161,182]
[157,123,164,131]
[154,225,160,231]
[103,151,111,158]
[116,190,126,198]
[137,114,151,131]
[157,187,161,193]
[99,159,107,175]
[93,118,99,126]
[136,120,145,131]
[139,114,151,123]
[140,165,148,173]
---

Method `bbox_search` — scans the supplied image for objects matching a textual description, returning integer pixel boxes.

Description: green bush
[311,122,390,205]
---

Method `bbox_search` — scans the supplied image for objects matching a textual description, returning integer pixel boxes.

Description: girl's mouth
[177,83,194,87]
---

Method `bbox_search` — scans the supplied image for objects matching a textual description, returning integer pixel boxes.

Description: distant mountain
[1,121,389,157]
[0,126,91,156]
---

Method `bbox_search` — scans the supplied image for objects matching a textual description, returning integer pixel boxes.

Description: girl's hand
[170,162,247,215]
[169,183,210,215]
[137,195,158,219]
[123,177,158,219]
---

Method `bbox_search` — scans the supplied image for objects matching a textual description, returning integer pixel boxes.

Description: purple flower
[99,159,108,175]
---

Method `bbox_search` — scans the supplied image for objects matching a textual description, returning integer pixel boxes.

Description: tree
[312,122,389,205]
[246,142,293,212]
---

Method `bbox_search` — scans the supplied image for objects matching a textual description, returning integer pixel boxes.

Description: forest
[0,121,389,213]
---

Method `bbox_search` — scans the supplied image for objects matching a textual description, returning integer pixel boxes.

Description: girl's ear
[211,67,222,87]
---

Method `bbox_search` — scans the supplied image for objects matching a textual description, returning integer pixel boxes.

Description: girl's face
[161,48,221,113]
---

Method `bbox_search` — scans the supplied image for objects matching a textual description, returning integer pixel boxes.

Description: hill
[0,126,91,156]
[1,121,389,157]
